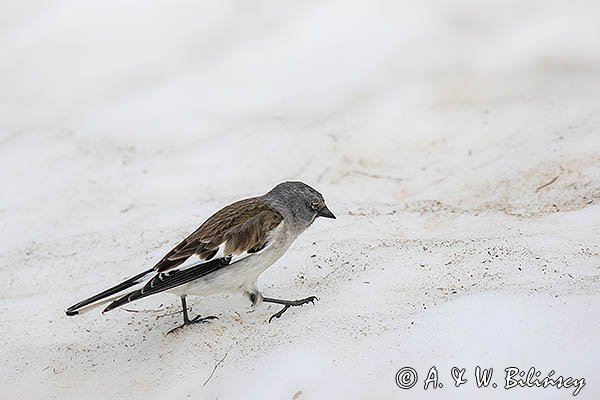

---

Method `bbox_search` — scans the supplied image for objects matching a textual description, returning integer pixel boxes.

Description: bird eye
[310,201,320,211]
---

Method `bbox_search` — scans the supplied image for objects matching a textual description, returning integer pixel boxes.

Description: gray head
[263,181,335,231]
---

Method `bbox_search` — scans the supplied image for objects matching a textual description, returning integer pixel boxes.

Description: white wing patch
[173,238,275,271]
[168,220,285,273]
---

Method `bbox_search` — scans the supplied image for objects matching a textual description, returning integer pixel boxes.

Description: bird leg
[262,296,318,323]
[167,296,218,334]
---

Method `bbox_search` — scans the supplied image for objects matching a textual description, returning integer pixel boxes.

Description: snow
[1,0,599,399]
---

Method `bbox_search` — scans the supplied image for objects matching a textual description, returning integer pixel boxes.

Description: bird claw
[267,296,318,323]
[268,305,290,323]
[167,315,218,334]
[191,315,219,323]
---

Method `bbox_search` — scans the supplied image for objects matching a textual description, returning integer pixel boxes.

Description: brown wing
[153,197,283,272]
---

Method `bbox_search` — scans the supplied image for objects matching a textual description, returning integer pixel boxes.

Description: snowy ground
[1,1,599,399]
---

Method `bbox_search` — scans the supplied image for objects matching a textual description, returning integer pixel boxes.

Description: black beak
[317,205,336,219]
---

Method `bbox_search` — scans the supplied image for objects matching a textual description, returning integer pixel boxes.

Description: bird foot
[166,315,218,335]
[264,296,318,323]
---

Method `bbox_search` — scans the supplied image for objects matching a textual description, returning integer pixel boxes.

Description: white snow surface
[1,1,599,399]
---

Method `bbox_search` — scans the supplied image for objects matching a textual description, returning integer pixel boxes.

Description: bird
[65,181,336,333]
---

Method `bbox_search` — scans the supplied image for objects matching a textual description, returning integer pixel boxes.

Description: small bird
[66,181,335,333]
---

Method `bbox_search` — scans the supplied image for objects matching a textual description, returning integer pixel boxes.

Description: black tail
[65,268,154,316]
